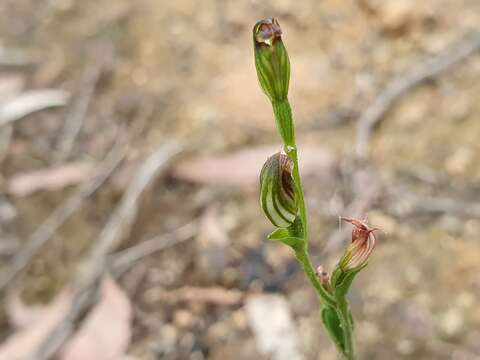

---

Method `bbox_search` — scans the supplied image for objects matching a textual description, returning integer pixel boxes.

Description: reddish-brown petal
[339,217,378,270]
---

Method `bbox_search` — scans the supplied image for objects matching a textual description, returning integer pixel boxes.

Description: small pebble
[439,308,464,338]
[174,310,194,329]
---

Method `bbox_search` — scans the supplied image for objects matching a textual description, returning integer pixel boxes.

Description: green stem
[271,97,355,358]
[256,21,357,360]
[272,100,295,149]
[271,100,307,237]
[271,98,335,307]
[294,246,335,307]
[288,147,307,235]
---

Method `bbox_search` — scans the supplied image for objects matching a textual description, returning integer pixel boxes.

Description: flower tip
[338,217,379,271]
[339,217,369,231]
[252,17,290,102]
[253,18,282,46]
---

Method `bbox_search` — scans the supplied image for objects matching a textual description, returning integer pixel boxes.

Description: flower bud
[338,218,378,271]
[316,265,332,292]
[260,153,297,228]
[253,18,290,102]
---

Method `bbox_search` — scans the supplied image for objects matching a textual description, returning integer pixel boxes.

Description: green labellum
[260,153,297,228]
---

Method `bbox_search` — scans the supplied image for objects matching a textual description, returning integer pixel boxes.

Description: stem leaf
[267,216,304,247]
[331,264,367,301]
[321,306,346,353]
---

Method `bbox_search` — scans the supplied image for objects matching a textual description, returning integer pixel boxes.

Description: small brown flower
[252,18,290,103]
[316,265,331,291]
[253,18,282,47]
[339,217,378,271]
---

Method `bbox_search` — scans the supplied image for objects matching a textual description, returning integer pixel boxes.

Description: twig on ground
[32,142,182,360]
[6,161,96,197]
[110,221,197,276]
[79,142,182,283]
[28,283,100,360]
[55,66,102,161]
[355,31,480,159]
[0,47,38,69]
[395,167,447,186]
[0,102,154,292]
[0,125,13,164]
[324,165,382,253]
[0,130,129,292]
[0,90,70,127]
[388,188,480,218]
[145,286,245,306]
[428,339,480,359]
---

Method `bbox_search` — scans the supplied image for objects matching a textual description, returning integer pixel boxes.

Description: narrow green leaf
[267,227,299,248]
[321,306,346,354]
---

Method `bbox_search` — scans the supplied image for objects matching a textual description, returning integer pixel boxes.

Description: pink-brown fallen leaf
[60,274,132,360]
[0,73,26,99]
[171,145,337,186]
[6,161,95,196]
[110,158,141,192]
[0,275,132,360]
[5,290,56,330]
[0,288,72,359]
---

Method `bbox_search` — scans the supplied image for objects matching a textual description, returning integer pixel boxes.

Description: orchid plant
[254,18,378,360]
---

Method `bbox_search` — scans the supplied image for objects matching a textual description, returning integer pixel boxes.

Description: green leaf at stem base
[267,216,304,248]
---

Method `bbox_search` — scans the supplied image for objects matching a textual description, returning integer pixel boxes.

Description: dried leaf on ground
[60,274,132,360]
[172,145,337,185]
[5,290,57,329]
[0,275,132,360]
[0,288,72,359]
[6,162,95,196]
[0,73,26,99]
[0,89,70,126]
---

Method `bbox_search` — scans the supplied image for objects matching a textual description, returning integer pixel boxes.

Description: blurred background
[0,0,480,359]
